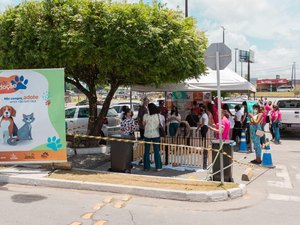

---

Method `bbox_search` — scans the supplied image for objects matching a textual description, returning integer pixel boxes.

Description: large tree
[0,0,207,144]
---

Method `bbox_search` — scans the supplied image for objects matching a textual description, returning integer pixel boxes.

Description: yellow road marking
[93,220,107,225]
[69,222,82,225]
[103,196,113,203]
[114,201,125,209]
[121,194,132,202]
[93,203,105,210]
[81,212,94,219]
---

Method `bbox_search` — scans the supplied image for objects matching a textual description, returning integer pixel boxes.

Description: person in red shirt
[158,100,168,121]
[192,100,200,116]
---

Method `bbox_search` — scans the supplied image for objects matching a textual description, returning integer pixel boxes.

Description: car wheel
[99,130,107,145]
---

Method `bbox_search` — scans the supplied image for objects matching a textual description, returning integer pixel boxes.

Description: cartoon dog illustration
[0,105,18,144]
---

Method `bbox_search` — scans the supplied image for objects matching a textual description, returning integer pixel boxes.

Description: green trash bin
[211,140,235,182]
[110,134,135,173]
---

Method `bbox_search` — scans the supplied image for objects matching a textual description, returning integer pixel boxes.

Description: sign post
[204,43,232,184]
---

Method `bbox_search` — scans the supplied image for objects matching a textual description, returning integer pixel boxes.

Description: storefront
[256,78,289,92]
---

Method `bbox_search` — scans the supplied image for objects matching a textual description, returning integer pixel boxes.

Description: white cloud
[162,0,300,79]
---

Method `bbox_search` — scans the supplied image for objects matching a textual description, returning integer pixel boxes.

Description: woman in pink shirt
[272,104,282,144]
[209,110,230,141]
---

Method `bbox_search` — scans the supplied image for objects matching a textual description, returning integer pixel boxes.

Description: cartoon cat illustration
[17,113,35,140]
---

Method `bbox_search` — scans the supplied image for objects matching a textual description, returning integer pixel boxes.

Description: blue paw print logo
[47,136,63,151]
[11,75,28,90]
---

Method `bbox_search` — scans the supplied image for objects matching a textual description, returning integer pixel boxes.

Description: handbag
[256,129,265,137]
[158,115,166,137]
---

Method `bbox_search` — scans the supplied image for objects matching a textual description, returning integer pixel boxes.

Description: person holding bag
[249,104,263,164]
[143,103,163,171]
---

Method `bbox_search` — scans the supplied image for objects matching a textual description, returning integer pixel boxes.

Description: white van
[277,85,293,92]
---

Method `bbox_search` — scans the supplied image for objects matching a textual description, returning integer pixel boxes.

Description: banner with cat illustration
[0,69,67,164]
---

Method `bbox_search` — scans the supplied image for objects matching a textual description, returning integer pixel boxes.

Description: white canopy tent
[131,68,256,92]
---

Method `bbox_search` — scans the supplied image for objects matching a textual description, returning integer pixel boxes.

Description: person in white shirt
[168,106,181,136]
[196,106,209,169]
[232,104,243,142]
[143,103,163,171]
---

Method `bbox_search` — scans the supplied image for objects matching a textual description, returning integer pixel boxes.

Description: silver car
[65,105,121,137]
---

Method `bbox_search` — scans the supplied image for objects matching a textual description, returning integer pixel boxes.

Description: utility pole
[185,0,188,17]
[295,62,297,89]
[247,54,250,82]
[221,26,225,43]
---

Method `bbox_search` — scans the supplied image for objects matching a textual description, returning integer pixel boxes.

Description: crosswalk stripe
[268,193,300,203]
[267,165,293,189]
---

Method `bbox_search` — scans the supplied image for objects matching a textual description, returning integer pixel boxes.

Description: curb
[0,172,246,202]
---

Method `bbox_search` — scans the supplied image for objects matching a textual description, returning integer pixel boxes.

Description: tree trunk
[87,80,120,146]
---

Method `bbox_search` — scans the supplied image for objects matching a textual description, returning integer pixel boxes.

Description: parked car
[110,102,140,119]
[222,101,243,115]
[277,85,293,92]
[273,98,300,131]
[76,99,103,106]
[65,105,121,139]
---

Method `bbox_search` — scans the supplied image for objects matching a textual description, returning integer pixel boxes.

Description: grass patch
[49,170,238,191]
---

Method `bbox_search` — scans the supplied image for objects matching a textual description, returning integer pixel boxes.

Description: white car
[277,85,293,92]
[65,105,121,138]
[274,98,300,131]
[222,101,243,115]
[110,102,140,119]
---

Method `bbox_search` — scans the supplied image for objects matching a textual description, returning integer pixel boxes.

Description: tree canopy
[0,0,208,141]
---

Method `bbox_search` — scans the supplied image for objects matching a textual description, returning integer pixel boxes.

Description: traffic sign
[204,43,232,70]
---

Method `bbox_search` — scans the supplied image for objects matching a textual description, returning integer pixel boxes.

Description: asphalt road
[0,132,300,225]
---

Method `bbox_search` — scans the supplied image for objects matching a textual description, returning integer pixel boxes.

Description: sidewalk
[0,147,263,202]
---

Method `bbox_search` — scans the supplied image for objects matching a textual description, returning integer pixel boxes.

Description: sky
[1,0,300,80]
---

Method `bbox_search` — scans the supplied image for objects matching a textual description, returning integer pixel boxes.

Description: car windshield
[277,100,300,108]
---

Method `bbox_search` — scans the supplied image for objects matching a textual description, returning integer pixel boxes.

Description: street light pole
[235,48,238,73]
[185,0,188,17]
[221,26,225,43]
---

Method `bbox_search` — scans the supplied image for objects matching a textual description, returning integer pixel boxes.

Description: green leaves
[0,0,207,86]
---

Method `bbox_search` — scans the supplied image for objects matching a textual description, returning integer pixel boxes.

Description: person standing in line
[206,102,215,139]
[241,101,251,149]
[120,108,136,137]
[143,103,163,171]
[196,106,209,169]
[185,109,199,127]
[168,106,181,136]
[232,104,243,143]
[206,102,215,126]
[137,97,149,139]
[272,104,282,145]
[249,104,263,164]
[158,100,168,133]
[212,97,219,124]
[260,105,267,145]
[192,100,201,116]
[209,109,231,141]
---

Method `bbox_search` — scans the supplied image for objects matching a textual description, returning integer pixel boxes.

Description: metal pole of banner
[216,51,224,184]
